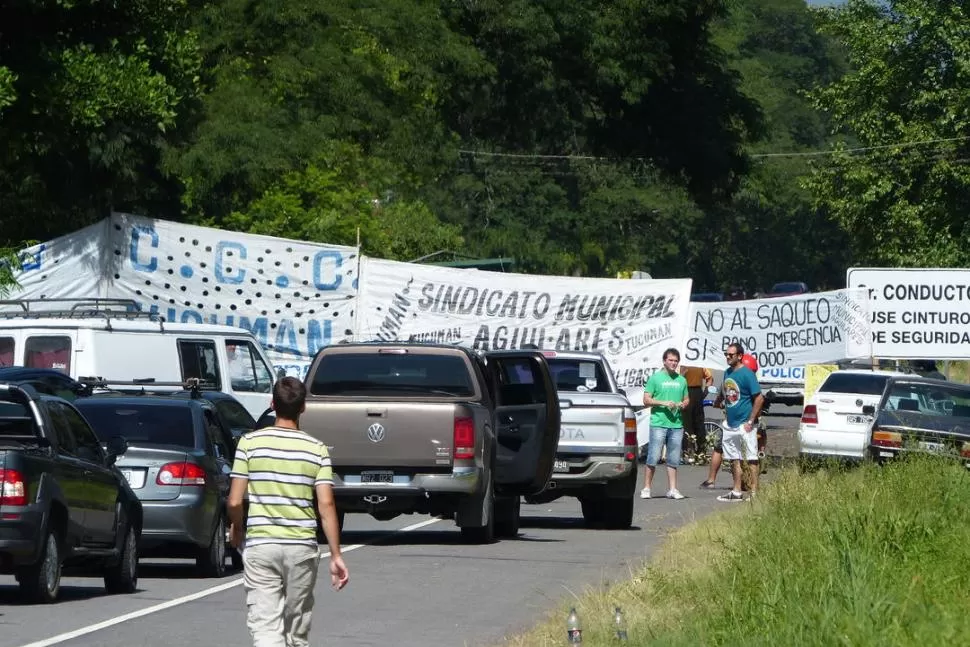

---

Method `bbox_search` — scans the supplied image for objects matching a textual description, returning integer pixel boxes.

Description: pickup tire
[197,516,227,578]
[603,496,634,530]
[494,496,521,538]
[105,522,139,594]
[18,529,62,604]
[579,497,604,527]
[459,471,495,544]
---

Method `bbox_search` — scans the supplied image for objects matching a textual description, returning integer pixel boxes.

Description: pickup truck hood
[301,401,462,469]
[557,391,632,448]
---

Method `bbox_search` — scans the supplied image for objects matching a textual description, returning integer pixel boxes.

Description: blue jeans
[645,426,684,468]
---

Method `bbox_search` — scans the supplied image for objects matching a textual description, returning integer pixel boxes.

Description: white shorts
[721,422,759,461]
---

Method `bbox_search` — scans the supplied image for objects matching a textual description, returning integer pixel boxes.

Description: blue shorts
[645,426,684,468]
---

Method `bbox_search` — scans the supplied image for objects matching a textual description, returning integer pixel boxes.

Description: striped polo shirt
[230,426,333,548]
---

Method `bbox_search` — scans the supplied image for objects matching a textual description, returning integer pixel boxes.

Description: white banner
[356,257,693,400]
[685,289,872,370]
[846,267,970,359]
[2,220,109,303]
[4,214,360,376]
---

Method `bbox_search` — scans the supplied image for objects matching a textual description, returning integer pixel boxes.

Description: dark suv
[0,383,141,603]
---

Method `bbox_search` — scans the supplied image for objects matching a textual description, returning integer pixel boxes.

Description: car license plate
[360,470,394,483]
[553,459,570,473]
[120,469,146,489]
[918,441,945,454]
[846,415,869,424]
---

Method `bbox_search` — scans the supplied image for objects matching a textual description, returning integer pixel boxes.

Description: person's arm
[642,373,676,408]
[744,375,765,430]
[314,447,349,590]
[703,369,713,388]
[227,438,249,548]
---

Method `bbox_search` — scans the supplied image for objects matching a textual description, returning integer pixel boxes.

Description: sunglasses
[724,352,737,358]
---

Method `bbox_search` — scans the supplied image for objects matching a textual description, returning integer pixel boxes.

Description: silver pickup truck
[292,343,560,543]
[522,351,639,529]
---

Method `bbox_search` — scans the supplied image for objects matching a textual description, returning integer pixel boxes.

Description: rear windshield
[819,373,890,396]
[0,398,35,439]
[310,353,475,397]
[884,382,970,417]
[75,402,196,447]
[546,358,613,393]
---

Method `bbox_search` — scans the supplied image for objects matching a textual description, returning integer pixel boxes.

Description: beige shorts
[721,423,759,461]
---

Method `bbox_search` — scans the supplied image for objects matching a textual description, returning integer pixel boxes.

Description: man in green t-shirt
[641,348,690,499]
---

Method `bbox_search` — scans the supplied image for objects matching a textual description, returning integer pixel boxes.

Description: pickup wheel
[460,471,495,544]
[603,496,634,530]
[580,497,605,528]
[197,516,227,578]
[18,529,62,604]
[494,496,521,538]
[105,522,139,594]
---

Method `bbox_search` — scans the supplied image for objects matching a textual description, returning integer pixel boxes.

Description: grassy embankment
[503,456,970,646]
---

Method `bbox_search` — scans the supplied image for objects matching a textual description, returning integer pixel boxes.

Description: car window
[203,410,233,459]
[494,357,544,406]
[546,358,612,393]
[885,382,970,415]
[819,373,889,396]
[214,398,256,434]
[24,336,71,373]
[178,340,222,389]
[0,337,14,367]
[310,353,475,397]
[76,402,196,448]
[57,403,105,464]
[0,395,36,439]
[225,339,273,393]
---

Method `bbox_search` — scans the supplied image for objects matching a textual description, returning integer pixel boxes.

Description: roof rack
[0,298,164,331]
[77,376,218,398]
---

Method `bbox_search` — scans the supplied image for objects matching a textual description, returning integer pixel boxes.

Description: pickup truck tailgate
[558,393,631,448]
[302,401,459,469]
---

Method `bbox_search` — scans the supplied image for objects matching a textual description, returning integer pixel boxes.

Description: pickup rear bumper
[549,453,635,490]
[332,468,481,499]
[0,508,45,570]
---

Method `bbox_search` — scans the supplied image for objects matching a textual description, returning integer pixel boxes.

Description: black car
[865,377,970,466]
[74,394,241,577]
[0,367,89,402]
[0,383,141,603]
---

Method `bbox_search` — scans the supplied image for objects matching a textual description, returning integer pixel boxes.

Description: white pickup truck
[759,365,805,407]
[522,351,639,529]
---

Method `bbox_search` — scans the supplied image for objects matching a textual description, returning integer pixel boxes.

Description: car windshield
[772,282,804,293]
[75,402,196,447]
[819,373,889,396]
[310,353,475,397]
[884,382,970,417]
[545,358,612,393]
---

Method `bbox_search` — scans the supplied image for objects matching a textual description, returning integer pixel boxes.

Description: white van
[0,299,276,418]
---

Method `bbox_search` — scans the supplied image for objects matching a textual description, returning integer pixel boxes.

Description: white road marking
[17,517,443,647]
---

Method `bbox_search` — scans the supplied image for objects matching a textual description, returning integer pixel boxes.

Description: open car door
[486,351,560,496]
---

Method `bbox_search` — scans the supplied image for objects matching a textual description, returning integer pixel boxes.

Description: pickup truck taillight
[872,430,903,448]
[0,468,27,506]
[623,416,638,461]
[156,462,207,486]
[454,417,475,460]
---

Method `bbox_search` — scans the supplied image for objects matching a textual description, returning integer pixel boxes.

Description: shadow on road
[519,515,642,532]
[0,583,111,605]
[343,529,564,547]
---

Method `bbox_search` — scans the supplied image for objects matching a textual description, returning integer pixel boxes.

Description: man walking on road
[228,377,349,647]
[713,343,765,502]
[641,348,690,500]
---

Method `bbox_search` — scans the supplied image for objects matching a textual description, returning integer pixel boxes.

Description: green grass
[501,456,970,646]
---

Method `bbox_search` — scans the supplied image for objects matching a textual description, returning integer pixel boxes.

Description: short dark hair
[728,342,744,356]
[273,376,306,420]
[663,348,681,361]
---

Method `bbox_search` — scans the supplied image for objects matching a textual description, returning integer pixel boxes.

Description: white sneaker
[666,489,685,500]
[639,487,651,499]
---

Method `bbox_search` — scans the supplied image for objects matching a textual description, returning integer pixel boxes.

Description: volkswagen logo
[367,423,385,443]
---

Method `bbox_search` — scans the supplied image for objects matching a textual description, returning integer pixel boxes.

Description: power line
[456,134,970,163]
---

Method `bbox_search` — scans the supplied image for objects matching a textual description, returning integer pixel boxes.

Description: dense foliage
[3,0,959,291]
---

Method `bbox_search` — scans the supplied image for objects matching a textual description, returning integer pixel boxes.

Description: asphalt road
[1,465,759,647]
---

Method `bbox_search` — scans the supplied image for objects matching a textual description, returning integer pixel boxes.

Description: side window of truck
[47,403,79,457]
[225,339,274,393]
[496,359,542,406]
[0,337,14,366]
[178,340,223,388]
[24,336,72,373]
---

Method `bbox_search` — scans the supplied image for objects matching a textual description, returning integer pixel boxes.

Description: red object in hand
[741,353,759,372]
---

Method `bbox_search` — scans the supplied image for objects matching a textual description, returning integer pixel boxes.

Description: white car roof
[0,317,254,335]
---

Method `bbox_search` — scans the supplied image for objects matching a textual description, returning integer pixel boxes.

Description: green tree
[0,0,201,243]
[807,0,970,267]
[224,142,463,261]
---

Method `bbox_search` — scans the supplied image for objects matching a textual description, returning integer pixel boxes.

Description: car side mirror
[862,405,875,416]
[106,436,128,466]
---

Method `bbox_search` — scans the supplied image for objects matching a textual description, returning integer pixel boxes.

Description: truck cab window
[0,337,14,366]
